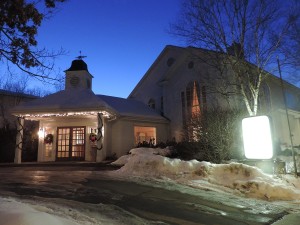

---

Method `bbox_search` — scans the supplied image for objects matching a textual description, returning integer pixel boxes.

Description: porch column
[96,113,104,161]
[14,117,24,164]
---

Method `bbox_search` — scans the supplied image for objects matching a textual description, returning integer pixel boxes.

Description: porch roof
[97,94,168,121]
[11,89,115,117]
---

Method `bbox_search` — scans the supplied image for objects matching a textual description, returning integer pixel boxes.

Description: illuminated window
[186,81,201,118]
[184,81,203,141]
[134,126,156,145]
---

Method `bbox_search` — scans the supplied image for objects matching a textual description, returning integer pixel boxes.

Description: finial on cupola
[64,51,93,91]
[76,50,87,60]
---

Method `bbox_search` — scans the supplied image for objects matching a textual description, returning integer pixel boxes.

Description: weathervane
[76,50,87,60]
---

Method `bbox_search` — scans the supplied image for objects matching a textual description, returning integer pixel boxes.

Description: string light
[15,111,114,119]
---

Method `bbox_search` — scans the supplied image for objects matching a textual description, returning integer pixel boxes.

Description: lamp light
[242,115,273,159]
[38,128,45,137]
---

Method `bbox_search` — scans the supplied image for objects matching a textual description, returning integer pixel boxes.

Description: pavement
[0,161,121,170]
[1,162,299,224]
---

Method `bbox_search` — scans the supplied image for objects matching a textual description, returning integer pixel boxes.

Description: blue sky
[34,0,183,97]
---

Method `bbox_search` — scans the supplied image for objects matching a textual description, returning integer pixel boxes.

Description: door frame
[56,126,86,161]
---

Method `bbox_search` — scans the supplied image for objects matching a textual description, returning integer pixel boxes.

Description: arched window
[186,81,201,118]
[148,98,155,109]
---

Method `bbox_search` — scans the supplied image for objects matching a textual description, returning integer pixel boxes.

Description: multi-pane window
[186,81,201,118]
[57,128,70,158]
[182,81,203,141]
[134,126,156,146]
[45,143,52,157]
[72,127,85,157]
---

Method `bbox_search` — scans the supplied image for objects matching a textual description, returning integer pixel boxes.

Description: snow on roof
[97,94,168,121]
[0,89,38,99]
[10,89,167,121]
[11,89,114,115]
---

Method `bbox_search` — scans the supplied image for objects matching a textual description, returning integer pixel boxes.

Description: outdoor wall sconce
[38,127,45,138]
[242,115,273,159]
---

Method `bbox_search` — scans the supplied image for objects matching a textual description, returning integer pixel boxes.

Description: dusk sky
[35,0,183,97]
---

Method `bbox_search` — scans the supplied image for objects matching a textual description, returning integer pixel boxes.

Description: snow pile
[208,163,300,200]
[113,147,209,177]
[113,148,300,201]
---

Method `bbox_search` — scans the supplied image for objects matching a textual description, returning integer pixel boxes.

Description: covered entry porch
[13,111,112,163]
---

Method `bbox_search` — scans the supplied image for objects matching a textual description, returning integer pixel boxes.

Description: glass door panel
[56,127,85,161]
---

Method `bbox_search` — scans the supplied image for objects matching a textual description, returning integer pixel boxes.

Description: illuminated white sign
[242,116,273,159]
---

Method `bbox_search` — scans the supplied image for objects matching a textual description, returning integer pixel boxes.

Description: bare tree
[0,0,65,81]
[170,0,299,116]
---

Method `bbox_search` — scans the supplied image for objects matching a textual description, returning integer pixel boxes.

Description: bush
[0,128,17,162]
[174,141,222,163]
[0,120,38,163]
[182,107,246,163]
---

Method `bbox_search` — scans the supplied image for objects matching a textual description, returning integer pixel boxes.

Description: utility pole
[277,57,298,177]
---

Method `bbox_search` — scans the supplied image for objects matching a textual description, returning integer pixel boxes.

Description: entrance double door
[56,127,85,161]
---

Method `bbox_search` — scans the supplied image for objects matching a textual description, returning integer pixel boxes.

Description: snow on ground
[112,147,300,201]
[0,196,155,225]
[0,197,80,225]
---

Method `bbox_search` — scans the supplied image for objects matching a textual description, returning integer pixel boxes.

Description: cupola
[65,58,93,90]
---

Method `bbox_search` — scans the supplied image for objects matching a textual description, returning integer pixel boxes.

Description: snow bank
[113,148,300,201]
[208,163,300,200]
[114,147,209,177]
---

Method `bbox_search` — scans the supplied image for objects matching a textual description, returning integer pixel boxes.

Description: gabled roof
[129,44,300,99]
[97,94,168,121]
[128,45,185,98]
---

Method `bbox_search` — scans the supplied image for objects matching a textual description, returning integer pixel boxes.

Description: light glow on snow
[242,116,273,159]
[113,148,300,201]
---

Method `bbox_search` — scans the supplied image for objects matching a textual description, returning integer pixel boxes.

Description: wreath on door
[44,134,54,144]
[89,133,97,142]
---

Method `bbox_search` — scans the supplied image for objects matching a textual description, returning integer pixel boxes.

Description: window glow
[242,116,273,159]
[134,126,156,145]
